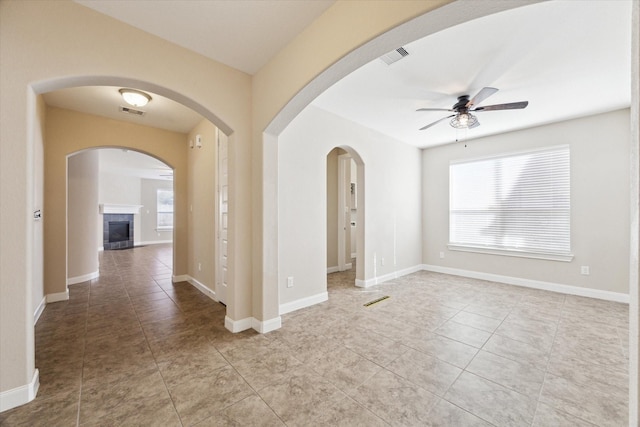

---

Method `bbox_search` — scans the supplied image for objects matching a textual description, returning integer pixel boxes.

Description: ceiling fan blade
[473,101,529,111]
[466,87,498,108]
[419,114,455,131]
[416,108,454,112]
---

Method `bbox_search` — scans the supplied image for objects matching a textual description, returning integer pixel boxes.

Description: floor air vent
[364,296,390,307]
[119,106,145,116]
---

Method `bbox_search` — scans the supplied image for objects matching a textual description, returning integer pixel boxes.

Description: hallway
[0,244,629,426]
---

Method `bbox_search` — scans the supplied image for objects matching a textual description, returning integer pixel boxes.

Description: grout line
[530,294,566,426]
[76,273,91,427]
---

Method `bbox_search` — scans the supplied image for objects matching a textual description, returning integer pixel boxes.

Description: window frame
[156,188,174,231]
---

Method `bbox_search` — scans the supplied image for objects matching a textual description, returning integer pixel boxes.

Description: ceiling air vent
[380,47,409,65]
[119,106,145,116]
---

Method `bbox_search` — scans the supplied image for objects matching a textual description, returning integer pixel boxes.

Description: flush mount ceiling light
[119,88,151,107]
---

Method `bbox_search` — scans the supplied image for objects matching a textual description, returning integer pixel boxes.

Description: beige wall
[0,0,253,396]
[44,107,188,298]
[67,150,99,280]
[422,109,631,295]
[32,95,46,318]
[187,119,218,291]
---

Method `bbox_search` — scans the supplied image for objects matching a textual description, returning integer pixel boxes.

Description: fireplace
[108,221,129,242]
[103,214,134,250]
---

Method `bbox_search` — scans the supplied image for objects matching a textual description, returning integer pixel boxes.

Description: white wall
[278,105,422,307]
[422,109,631,296]
[140,178,173,244]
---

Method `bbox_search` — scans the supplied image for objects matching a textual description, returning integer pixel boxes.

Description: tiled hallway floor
[0,244,629,426]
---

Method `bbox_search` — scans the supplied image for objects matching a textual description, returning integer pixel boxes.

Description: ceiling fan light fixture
[450,112,477,129]
[119,88,151,107]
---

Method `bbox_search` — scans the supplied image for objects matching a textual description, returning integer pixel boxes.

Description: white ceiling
[312,0,632,148]
[49,0,632,153]
[98,148,173,181]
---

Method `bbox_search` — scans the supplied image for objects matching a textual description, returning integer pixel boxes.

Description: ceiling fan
[417,87,528,131]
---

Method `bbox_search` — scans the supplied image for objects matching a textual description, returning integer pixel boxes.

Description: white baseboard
[34,296,46,325]
[421,264,630,303]
[279,292,328,315]
[0,369,39,412]
[225,316,253,333]
[224,315,282,333]
[67,270,99,285]
[172,274,190,283]
[356,264,424,288]
[46,289,69,303]
[253,316,282,333]
[327,265,352,274]
[138,240,172,246]
[186,276,217,301]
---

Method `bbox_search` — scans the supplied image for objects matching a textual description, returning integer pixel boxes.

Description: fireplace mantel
[99,204,143,214]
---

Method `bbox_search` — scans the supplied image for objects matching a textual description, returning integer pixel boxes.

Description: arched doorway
[326,146,365,285]
[66,148,175,289]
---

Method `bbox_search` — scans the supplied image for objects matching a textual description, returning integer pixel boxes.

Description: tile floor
[0,244,629,426]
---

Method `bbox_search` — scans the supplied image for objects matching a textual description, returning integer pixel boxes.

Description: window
[449,145,571,261]
[157,189,174,230]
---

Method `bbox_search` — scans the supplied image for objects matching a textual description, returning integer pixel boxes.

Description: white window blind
[157,189,174,229]
[449,145,571,260]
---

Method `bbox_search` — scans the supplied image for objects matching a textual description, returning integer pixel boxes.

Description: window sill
[447,244,574,262]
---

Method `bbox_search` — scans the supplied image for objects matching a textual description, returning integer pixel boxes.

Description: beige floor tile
[386,348,461,396]
[232,348,303,390]
[350,368,440,426]
[306,345,383,392]
[445,371,537,426]
[425,399,493,426]
[466,350,545,397]
[168,364,254,426]
[257,367,343,424]
[12,244,629,426]
[539,373,628,427]
[194,395,285,426]
[0,391,79,426]
[435,321,492,348]
[533,402,597,426]
[449,310,503,333]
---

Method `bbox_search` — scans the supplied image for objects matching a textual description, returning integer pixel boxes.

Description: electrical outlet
[439,251,445,259]
[198,263,202,272]
[381,257,385,266]
[287,277,294,288]
[580,266,590,275]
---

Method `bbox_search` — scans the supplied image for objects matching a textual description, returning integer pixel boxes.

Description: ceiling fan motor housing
[453,95,471,112]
